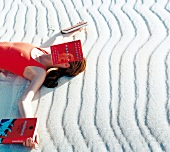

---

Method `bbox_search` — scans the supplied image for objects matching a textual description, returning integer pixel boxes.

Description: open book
[0,118,38,144]
[50,40,84,65]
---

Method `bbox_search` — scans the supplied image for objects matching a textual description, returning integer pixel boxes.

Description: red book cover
[0,118,38,144]
[50,40,84,65]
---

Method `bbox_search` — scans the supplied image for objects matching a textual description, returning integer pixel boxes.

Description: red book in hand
[50,40,84,65]
[0,118,38,144]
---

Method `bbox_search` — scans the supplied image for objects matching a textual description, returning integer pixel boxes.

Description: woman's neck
[39,54,53,69]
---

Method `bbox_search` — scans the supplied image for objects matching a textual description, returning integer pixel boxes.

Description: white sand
[1,0,170,152]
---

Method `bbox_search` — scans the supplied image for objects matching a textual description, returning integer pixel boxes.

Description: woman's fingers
[26,138,32,147]
[23,137,38,148]
[23,131,40,148]
[23,138,29,147]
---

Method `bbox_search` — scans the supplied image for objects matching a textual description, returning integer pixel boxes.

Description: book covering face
[50,40,84,65]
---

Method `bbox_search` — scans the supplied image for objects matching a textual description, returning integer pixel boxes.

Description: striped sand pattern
[1,0,170,151]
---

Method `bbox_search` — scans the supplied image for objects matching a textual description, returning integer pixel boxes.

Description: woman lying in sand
[0,22,87,148]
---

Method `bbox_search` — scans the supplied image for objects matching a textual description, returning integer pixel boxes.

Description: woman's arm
[18,68,46,118]
[18,67,46,148]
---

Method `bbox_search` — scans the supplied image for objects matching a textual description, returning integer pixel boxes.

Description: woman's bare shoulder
[23,66,46,81]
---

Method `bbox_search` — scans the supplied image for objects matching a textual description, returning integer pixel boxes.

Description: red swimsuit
[0,42,47,78]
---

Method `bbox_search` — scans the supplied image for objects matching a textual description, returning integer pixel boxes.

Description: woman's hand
[23,132,39,149]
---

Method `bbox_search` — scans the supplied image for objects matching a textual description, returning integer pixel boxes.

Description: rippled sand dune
[1,0,170,152]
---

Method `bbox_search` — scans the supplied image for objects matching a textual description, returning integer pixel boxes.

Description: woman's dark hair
[43,59,86,88]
